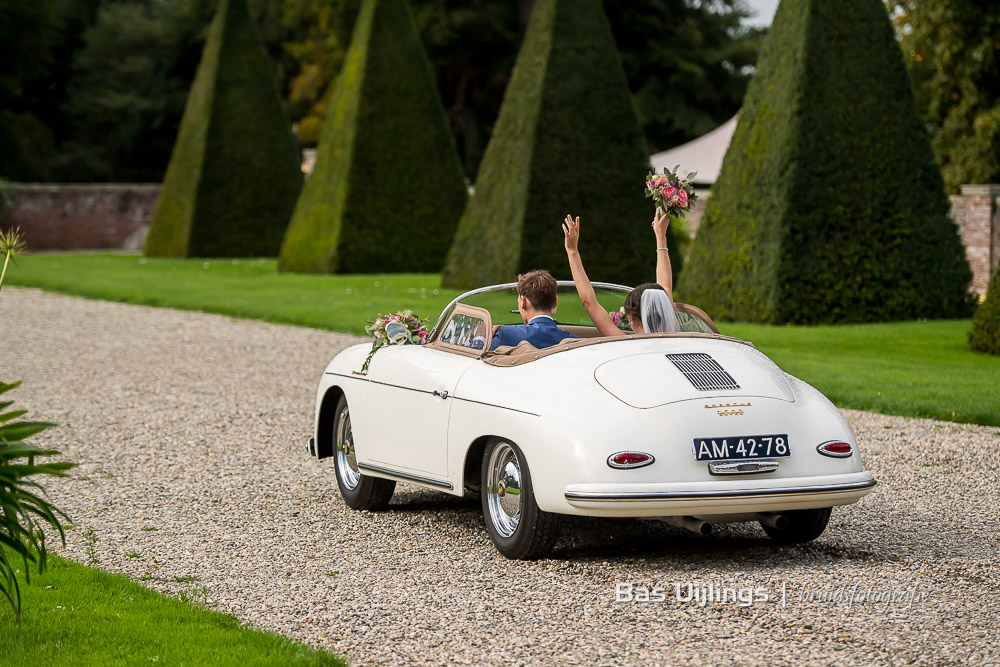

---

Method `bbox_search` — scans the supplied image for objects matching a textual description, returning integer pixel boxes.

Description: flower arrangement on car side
[360,309,429,374]
[646,165,699,218]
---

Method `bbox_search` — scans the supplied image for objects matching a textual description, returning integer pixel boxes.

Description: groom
[490,270,577,350]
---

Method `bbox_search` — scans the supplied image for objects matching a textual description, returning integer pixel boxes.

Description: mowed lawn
[8,253,999,426]
[0,550,343,666]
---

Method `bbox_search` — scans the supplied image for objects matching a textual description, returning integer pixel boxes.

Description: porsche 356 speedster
[306,282,876,559]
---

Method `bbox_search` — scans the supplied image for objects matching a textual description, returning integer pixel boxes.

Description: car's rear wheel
[481,438,561,560]
[761,507,831,544]
[333,395,395,510]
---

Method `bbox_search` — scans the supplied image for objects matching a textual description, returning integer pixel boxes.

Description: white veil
[640,288,679,333]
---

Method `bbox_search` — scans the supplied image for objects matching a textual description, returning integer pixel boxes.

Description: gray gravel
[3,286,999,666]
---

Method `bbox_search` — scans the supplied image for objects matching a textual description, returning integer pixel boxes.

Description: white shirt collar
[528,315,554,324]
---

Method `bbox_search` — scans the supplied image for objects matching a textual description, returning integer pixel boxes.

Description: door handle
[432,390,450,399]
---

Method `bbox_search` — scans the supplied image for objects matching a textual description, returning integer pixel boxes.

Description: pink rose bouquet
[360,309,429,373]
[645,165,699,218]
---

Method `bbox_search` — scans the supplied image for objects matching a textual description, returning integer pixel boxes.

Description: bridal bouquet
[645,165,699,218]
[360,309,429,374]
[609,308,632,332]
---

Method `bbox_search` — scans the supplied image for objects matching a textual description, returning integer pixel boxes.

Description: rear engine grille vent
[665,353,740,391]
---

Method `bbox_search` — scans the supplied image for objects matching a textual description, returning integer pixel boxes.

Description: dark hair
[517,270,558,311]
[623,283,666,318]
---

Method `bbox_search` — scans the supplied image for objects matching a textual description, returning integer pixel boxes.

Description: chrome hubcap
[487,442,521,538]
[335,406,361,490]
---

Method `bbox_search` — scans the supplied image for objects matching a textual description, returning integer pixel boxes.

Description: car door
[364,305,493,480]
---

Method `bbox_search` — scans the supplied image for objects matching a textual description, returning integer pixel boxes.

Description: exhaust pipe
[661,515,713,536]
[758,512,788,530]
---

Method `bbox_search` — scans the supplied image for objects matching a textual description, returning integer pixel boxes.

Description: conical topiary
[441,0,686,289]
[278,0,468,274]
[145,0,302,258]
[679,0,972,324]
[969,269,1000,355]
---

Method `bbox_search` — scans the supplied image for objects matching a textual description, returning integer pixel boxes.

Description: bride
[562,209,679,336]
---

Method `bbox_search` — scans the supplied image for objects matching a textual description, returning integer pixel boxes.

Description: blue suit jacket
[490,316,577,350]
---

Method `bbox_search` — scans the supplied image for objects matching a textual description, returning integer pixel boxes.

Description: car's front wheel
[333,395,395,510]
[761,507,831,544]
[481,438,561,559]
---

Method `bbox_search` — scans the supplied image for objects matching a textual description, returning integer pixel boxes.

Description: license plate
[693,434,790,461]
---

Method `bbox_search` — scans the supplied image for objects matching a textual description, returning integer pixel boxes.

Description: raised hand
[652,209,670,241]
[563,214,581,252]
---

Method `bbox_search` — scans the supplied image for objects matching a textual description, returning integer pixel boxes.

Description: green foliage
[969,270,1000,355]
[145,0,303,258]
[282,0,763,177]
[0,381,74,621]
[607,1,764,154]
[279,0,468,274]
[442,0,686,289]
[0,226,26,295]
[681,0,971,324]
[889,1,1000,192]
[59,0,217,182]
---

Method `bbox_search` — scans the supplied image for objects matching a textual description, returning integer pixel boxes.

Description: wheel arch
[462,435,492,492]
[316,385,345,459]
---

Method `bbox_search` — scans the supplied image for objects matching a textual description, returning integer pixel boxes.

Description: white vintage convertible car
[306,282,876,559]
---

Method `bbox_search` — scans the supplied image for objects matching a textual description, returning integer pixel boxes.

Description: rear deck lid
[594,348,794,408]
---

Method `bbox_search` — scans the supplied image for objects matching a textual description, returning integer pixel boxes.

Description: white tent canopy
[649,115,737,186]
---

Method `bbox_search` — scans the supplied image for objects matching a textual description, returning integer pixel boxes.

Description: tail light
[817,440,853,458]
[607,451,655,469]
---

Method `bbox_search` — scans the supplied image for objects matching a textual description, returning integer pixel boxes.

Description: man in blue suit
[490,270,577,350]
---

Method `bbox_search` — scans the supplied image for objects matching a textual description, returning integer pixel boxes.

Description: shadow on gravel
[375,488,893,565]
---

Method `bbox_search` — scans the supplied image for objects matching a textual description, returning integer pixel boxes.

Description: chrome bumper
[563,474,876,517]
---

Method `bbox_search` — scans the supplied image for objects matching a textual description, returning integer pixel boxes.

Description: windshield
[459,284,629,327]
[429,282,720,339]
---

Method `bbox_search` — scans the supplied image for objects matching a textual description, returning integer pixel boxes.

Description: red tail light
[817,440,853,458]
[607,451,655,469]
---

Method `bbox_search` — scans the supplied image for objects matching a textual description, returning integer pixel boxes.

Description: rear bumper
[563,473,876,517]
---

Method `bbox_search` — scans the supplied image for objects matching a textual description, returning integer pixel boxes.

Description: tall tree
[279,0,468,274]
[145,0,302,257]
[284,0,763,177]
[0,0,102,180]
[680,0,971,324]
[888,1,1000,191]
[442,0,686,289]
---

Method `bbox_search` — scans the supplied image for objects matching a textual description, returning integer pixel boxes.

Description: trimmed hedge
[278,0,467,274]
[969,270,1000,355]
[145,0,302,258]
[679,0,972,324]
[441,0,685,289]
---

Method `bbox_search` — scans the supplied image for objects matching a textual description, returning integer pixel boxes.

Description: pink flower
[663,185,677,199]
[677,189,689,207]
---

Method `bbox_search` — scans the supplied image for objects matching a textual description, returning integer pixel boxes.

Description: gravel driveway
[3,287,999,666]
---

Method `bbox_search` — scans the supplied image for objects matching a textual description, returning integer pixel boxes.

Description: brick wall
[1,183,997,294]
[954,185,999,295]
[0,184,160,251]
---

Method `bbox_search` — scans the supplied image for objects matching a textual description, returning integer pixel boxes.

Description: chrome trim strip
[358,463,454,490]
[564,479,877,502]
[324,373,538,416]
[709,459,779,475]
[451,396,540,417]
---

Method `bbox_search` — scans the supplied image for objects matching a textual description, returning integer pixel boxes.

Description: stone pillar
[957,184,1000,295]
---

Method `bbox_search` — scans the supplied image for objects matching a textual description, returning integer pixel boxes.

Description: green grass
[724,320,1000,426]
[7,253,998,426]
[0,550,344,666]
[8,253,461,335]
